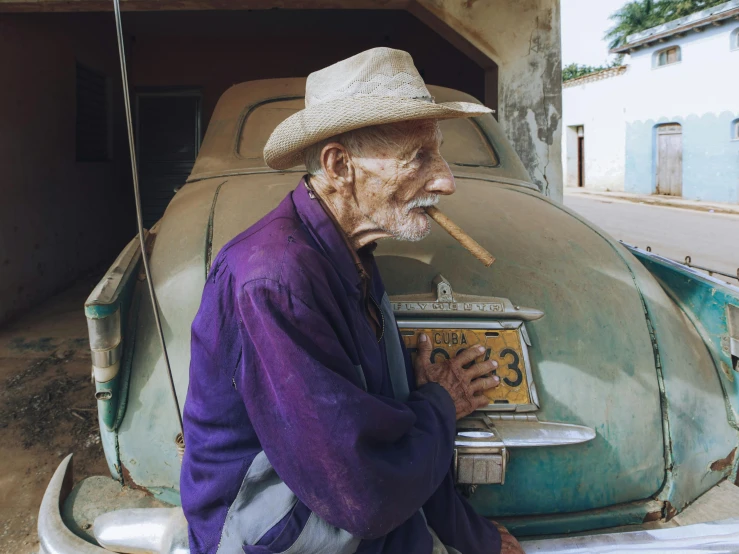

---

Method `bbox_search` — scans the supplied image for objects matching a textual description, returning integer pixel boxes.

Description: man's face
[351,120,456,242]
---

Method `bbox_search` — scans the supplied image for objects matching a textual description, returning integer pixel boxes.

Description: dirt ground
[0,275,109,553]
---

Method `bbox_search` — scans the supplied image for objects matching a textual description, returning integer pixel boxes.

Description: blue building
[563,1,739,203]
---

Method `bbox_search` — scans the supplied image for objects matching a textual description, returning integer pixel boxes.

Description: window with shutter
[654,46,681,68]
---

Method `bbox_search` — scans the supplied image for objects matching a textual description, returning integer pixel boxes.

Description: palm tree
[605,0,728,50]
[605,0,660,50]
[660,0,725,20]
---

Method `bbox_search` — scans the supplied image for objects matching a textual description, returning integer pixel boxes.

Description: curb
[564,189,739,216]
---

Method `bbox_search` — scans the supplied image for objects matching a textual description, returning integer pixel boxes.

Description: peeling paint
[642,507,664,523]
[710,447,737,472]
[664,501,678,521]
[120,462,151,495]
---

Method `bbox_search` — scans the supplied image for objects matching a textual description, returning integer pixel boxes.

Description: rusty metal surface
[633,263,739,511]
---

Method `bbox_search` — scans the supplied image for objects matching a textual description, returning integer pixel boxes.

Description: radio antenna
[112,0,184,438]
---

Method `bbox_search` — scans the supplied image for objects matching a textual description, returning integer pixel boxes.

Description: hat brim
[263,96,492,170]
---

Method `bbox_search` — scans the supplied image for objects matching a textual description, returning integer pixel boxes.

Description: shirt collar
[292,177,370,296]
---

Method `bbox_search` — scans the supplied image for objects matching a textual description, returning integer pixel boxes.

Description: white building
[562,0,739,203]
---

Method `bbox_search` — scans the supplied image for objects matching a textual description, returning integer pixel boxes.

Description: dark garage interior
[0,8,495,326]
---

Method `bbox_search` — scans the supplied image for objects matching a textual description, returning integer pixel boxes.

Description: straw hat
[263,47,492,170]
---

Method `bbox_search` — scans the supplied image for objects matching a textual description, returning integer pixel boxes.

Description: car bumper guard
[40,454,739,554]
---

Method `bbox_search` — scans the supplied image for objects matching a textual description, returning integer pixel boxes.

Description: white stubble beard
[380,194,440,242]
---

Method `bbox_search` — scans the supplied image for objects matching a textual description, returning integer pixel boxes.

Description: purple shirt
[181,180,502,553]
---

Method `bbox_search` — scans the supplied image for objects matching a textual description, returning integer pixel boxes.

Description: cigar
[425,206,495,267]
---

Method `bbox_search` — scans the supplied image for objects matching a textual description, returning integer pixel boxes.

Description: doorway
[656,123,683,196]
[135,89,202,228]
[577,126,585,188]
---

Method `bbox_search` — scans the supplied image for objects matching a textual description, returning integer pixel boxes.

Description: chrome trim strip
[396,319,524,330]
[457,416,595,448]
[38,454,112,554]
[518,326,539,409]
[493,419,596,448]
[90,342,123,370]
[520,518,739,553]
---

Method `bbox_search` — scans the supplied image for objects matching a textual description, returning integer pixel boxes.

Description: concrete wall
[562,70,628,191]
[624,23,739,202]
[0,14,133,325]
[416,0,563,200]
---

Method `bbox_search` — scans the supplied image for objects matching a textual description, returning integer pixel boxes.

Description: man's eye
[414,150,424,161]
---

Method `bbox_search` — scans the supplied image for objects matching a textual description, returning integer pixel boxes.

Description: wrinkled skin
[310,120,455,248]
[414,336,499,420]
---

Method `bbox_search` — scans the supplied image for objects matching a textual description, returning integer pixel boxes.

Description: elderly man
[181,47,524,554]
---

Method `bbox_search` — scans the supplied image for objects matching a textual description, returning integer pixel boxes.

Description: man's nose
[424,163,456,196]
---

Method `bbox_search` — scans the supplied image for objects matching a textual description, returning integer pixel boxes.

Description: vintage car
[38,79,739,553]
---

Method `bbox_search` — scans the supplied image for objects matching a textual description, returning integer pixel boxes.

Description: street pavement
[563,195,739,281]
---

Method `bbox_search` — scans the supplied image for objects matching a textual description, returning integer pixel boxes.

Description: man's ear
[321,143,355,197]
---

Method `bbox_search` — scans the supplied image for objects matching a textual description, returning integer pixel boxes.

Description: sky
[561,0,629,66]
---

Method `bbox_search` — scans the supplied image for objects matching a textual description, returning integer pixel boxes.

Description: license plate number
[400,326,532,407]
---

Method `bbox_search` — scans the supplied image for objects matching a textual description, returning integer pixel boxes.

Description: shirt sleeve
[235,277,457,540]
[422,469,503,553]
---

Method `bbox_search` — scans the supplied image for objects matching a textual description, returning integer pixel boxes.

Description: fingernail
[419,333,427,342]
[476,345,485,353]
[492,376,500,384]
[491,360,498,368]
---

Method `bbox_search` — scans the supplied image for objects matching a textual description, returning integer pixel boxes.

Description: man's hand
[492,522,525,554]
[414,334,500,420]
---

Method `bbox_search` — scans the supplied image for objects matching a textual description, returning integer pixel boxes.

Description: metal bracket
[728,305,739,371]
[390,274,544,321]
[454,421,507,485]
[453,413,596,486]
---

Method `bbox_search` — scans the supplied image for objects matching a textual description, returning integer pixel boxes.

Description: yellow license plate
[400,327,531,406]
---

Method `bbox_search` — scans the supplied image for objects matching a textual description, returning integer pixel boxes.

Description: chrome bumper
[521,518,739,553]
[39,454,187,554]
[38,455,113,554]
[40,455,739,554]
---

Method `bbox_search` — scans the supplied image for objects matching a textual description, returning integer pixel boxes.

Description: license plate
[398,320,536,410]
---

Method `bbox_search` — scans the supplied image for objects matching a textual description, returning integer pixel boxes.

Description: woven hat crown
[306,47,433,106]
[264,47,492,169]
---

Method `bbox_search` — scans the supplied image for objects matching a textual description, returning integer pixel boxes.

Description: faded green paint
[95,81,738,537]
[629,248,739,511]
[84,303,121,320]
[95,378,119,431]
[632,249,739,419]
[118,175,668,524]
[498,498,663,537]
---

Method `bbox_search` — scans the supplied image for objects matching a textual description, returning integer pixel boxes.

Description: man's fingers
[473,394,490,410]
[416,333,432,369]
[470,375,500,393]
[455,345,486,366]
[466,359,498,379]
